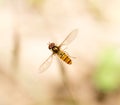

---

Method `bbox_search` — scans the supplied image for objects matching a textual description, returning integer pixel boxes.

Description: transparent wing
[39,54,53,73]
[59,29,78,47]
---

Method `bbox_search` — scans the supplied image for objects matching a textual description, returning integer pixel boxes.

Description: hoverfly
[39,29,78,72]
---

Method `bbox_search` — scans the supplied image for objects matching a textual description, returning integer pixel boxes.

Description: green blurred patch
[93,47,120,92]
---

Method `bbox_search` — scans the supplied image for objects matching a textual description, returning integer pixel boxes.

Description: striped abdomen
[57,50,72,64]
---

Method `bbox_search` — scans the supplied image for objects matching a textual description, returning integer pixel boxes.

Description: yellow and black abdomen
[57,50,72,64]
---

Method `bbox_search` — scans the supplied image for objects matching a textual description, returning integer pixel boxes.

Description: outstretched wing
[59,29,78,47]
[39,54,53,73]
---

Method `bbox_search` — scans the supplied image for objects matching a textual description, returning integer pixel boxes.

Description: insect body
[49,43,72,64]
[58,50,72,64]
[39,29,78,72]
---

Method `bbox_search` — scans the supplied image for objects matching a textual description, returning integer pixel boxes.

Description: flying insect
[39,29,78,72]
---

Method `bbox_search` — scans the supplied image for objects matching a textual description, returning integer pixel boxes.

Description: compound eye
[48,43,55,49]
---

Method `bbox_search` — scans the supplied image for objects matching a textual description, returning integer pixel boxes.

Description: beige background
[0,0,120,105]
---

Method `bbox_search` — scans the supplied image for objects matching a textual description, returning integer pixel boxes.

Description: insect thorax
[52,46,59,53]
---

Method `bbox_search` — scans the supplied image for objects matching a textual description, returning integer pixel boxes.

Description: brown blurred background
[0,0,120,105]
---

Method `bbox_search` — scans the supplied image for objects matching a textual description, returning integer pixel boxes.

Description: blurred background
[0,0,120,105]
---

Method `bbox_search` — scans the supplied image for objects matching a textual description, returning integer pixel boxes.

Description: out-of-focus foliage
[27,0,44,10]
[93,47,120,92]
[12,30,20,73]
[54,59,78,105]
[86,0,106,21]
